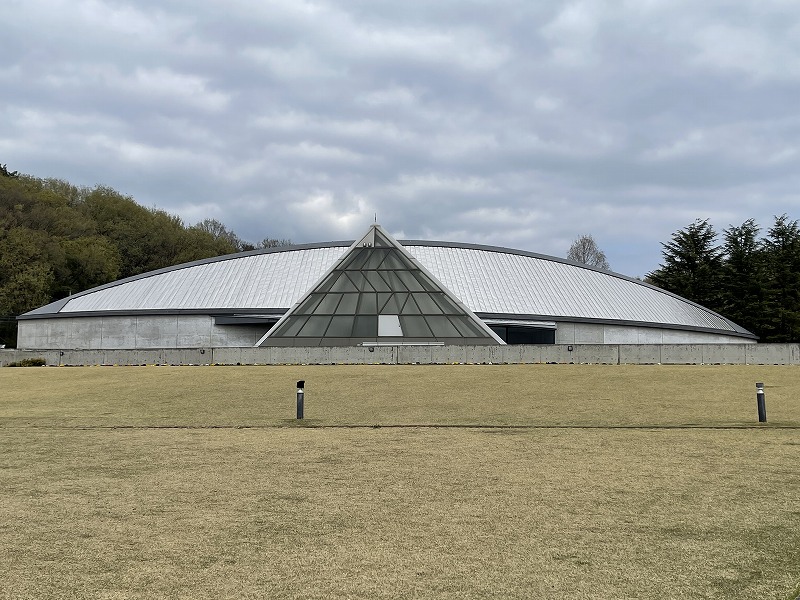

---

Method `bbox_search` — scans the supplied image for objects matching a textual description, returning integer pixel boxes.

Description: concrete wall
[18,316,754,350]
[555,322,753,345]
[3,344,798,367]
[17,316,269,350]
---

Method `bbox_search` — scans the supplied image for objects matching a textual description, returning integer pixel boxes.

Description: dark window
[490,326,555,344]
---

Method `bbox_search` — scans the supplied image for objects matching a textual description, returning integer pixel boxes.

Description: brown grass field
[2,364,799,599]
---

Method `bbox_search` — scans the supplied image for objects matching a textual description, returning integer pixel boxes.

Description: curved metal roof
[22,239,754,338]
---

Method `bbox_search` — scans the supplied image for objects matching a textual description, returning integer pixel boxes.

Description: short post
[296,380,305,420]
[756,382,766,423]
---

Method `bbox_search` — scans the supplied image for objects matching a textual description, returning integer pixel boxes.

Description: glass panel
[376,292,393,313]
[432,293,461,314]
[399,315,432,337]
[380,251,406,270]
[295,294,324,315]
[373,231,393,247]
[396,270,425,291]
[315,272,339,293]
[342,248,368,270]
[337,248,357,270]
[330,273,359,292]
[298,315,331,336]
[401,295,421,314]
[337,293,359,314]
[363,248,390,269]
[273,315,308,337]
[316,293,342,313]
[416,271,440,292]
[326,315,355,337]
[364,270,391,292]
[384,292,408,314]
[395,292,411,313]
[451,315,487,337]
[351,272,373,291]
[426,316,461,337]
[383,270,408,291]
[412,293,444,314]
[353,315,377,337]
[358,293,377,314]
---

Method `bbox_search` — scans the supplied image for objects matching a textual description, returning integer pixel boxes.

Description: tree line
[646,216,800,343]
[0,166,289,346]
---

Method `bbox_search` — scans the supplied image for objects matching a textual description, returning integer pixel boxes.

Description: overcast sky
[3,0,800,277]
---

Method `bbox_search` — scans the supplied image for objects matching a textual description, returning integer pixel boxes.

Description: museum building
[17,224,756,349]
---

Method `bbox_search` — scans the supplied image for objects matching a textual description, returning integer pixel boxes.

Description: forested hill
[0,166,282,346]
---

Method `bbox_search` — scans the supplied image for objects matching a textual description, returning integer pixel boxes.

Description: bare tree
[257,237,293,249]
[567,234,610,270]
[193,218,244,251]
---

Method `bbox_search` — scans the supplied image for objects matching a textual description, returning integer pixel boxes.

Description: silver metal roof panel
[22,240,751,338]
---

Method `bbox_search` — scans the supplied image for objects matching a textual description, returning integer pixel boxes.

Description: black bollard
[296,380,305,420]
[756,382,766,423]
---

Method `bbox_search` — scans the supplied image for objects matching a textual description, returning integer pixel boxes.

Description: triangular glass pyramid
[256,224,504,346]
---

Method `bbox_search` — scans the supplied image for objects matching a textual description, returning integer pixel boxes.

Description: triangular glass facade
[258,225,503,346]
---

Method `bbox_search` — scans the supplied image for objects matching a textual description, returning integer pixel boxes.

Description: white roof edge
[483,319,558,329]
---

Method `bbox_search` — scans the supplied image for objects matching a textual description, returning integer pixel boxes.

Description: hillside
[0,167,243,346]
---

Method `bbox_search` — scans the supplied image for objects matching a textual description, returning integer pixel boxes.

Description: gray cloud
[3,0,800,277]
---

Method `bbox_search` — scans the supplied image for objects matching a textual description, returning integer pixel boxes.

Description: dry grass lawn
[2,364,799,599]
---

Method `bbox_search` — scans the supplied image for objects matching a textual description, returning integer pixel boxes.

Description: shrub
[5,358,47,367]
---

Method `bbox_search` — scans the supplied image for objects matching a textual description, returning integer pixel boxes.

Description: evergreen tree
[760,214,800,342]
[719,219,765,337]
[647,219,724,312]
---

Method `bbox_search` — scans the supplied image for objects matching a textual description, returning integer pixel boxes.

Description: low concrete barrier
[2,344,799,367]
[746,343,800,365]
[702,344,748,364]
[619,345,662,364]
[572,344,620,365]
[661,344,705,365]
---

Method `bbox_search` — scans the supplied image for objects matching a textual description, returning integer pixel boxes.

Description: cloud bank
[3,0,800,276]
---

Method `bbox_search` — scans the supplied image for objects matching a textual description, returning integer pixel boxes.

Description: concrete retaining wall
[18,316,755,350]
[2,344,799,367]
